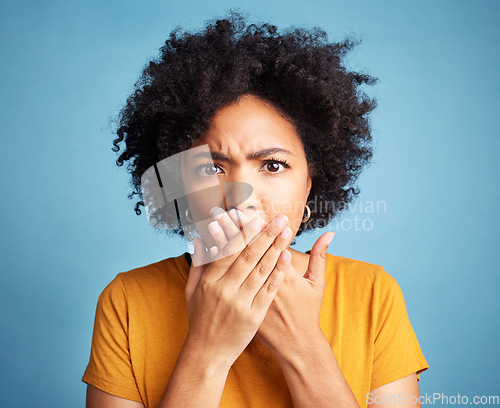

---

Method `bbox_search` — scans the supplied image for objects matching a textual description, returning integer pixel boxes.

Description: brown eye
[266,162,281,172]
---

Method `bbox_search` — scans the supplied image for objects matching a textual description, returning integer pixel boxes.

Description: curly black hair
[112,9,378,244]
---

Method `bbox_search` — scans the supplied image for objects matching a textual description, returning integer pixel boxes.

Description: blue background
[1,0,499,406]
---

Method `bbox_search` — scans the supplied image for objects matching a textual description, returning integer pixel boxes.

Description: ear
[306,174,312,198]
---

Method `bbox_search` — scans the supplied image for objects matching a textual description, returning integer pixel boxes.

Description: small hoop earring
[301,205,311,223]
[185,208,194,223]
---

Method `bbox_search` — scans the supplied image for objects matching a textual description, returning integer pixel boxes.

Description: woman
[82,11,429,408]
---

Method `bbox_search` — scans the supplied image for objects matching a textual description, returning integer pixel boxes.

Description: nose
[221,180,259,218]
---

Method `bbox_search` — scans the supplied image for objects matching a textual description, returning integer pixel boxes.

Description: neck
[287,247,310,275]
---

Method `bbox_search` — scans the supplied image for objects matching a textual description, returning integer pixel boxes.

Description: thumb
[185,237,207,299]
[303,232,335,288]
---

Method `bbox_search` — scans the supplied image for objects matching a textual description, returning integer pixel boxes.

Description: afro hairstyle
[112,9,378,244]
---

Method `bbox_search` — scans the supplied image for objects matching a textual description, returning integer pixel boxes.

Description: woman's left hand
[205,207,334,362]
[255,229,334,362]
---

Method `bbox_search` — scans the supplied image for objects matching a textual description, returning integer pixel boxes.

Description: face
[180,94,312,249]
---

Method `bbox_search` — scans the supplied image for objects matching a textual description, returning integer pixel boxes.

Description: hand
[205,208,335,363]
[183,210,294,371]
[256,230,334,362]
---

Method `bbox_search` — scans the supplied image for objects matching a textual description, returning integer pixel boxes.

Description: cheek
[260,179,308,231]
[186,190,217,220]
[289,205,307,232]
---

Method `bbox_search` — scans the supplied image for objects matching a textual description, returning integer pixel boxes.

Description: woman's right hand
[183,213,293,371]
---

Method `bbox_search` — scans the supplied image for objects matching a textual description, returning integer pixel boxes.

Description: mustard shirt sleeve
[81,273,143,403]
[370,268,429,391]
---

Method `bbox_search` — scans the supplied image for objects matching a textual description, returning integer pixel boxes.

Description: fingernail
[208,220,221,234]
[280,249,291,261]
[229,208,243,221]
[273,215,288,228]
[209,246,219,258]
[327,232,335,245]
[209,207,224,220]
[280,227,292,239]
[250,217,265,229]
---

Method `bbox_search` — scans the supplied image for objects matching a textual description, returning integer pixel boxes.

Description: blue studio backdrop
[0,0,499,406]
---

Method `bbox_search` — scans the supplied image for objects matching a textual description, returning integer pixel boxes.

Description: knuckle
[270,239,286,252]
[213,286,231,302]
[263,226,276,238]
[234,299,249,316]
[241,249,259,265]
[265,276,280,294]
[256,261,271,277]
[199,276,213,292]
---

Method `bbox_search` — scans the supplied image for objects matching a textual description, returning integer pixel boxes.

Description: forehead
[192,95,305,156]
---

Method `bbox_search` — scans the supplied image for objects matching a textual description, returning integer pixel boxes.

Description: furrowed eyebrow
[191,147,295,162]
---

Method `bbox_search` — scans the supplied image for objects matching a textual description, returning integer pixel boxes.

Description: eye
[196,163,222,176]
[262,158,291,174]
[194,158,291,177]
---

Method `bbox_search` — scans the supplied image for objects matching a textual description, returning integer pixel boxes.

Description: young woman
[82,11,429,408]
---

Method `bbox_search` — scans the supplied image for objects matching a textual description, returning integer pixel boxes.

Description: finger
[202,216,267,281]
[251,249,291,310]
[209,207,242,241]
[239,224,293,297]
[219,214,289,287]
[303,232,334,288]
[207,209,250,260]
[185,237,208,300]
[208,245,219,259]
[227,209,250,230]
[207,219,229,252]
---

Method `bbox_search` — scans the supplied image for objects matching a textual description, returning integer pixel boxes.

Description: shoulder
[101,253,189,301]
[324,252,393,286]
[322,253,403,306]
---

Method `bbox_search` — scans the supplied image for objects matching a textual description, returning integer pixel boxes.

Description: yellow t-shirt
[82,252,429,407]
